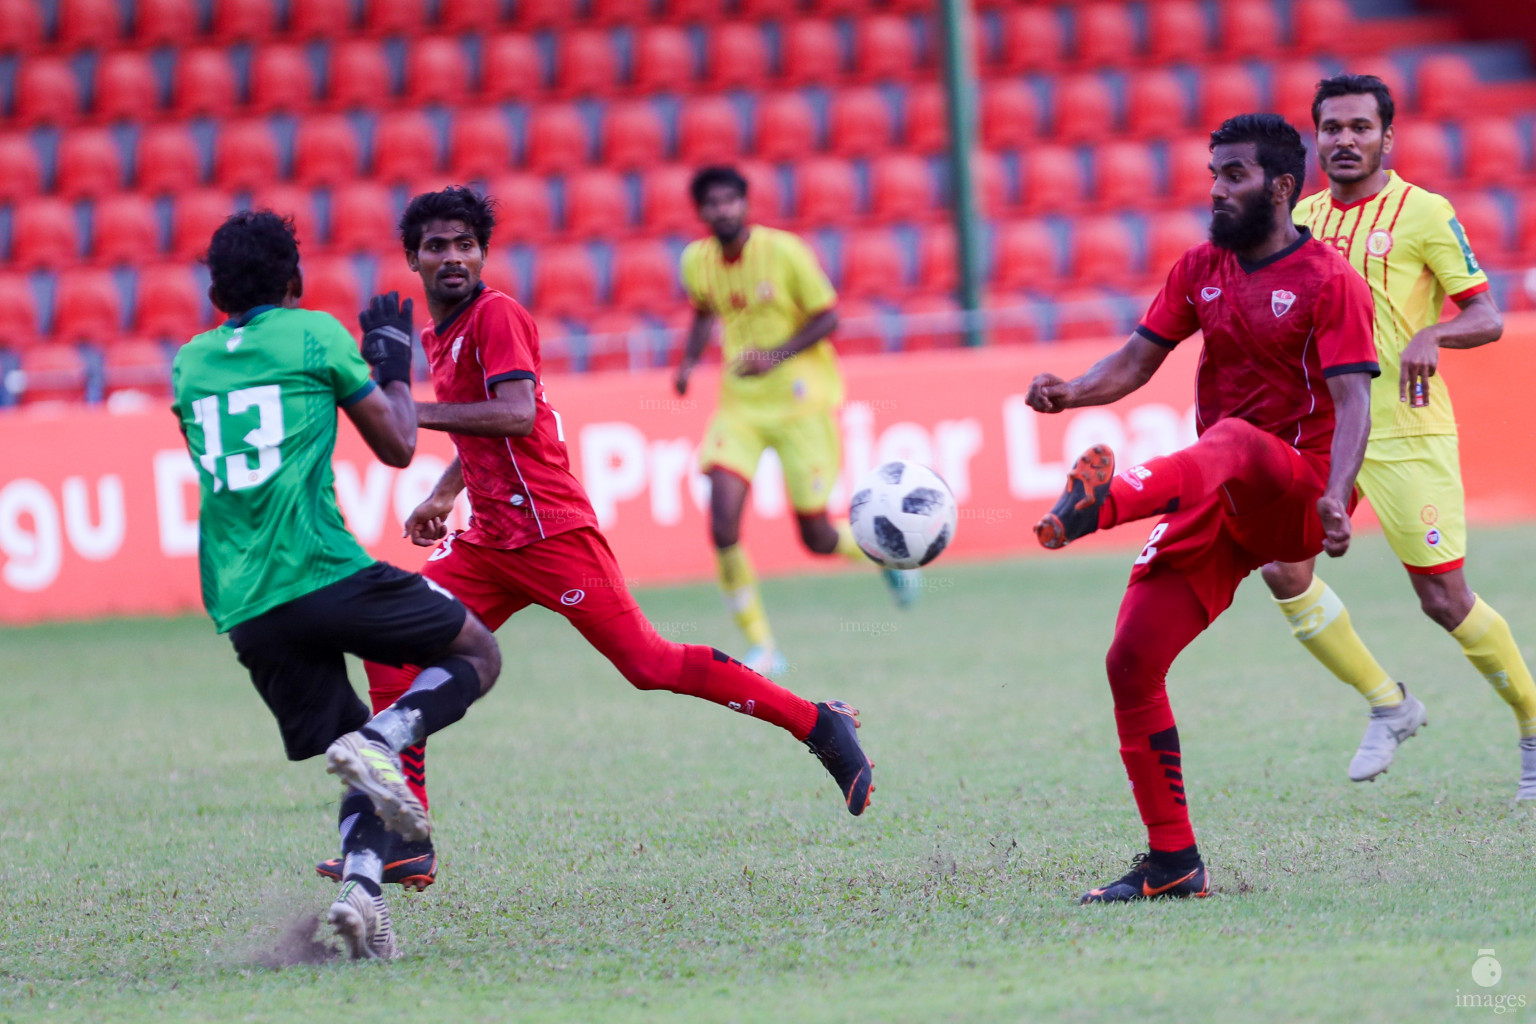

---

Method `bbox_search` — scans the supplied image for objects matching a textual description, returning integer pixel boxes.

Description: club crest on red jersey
[1271,289,1297,317]
[1201,287,1221,301]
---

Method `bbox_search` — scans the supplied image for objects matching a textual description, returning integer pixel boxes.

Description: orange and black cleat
[317,837,437,893]
[1080,851,1210,904]
[806,700,875,816]
[1035,444,1116,550]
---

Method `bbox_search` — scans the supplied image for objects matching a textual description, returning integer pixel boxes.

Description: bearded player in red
[1028,115,1378,903]
[317,187,873,889]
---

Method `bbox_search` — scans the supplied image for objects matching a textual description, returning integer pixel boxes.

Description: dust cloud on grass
[220,885,341,969]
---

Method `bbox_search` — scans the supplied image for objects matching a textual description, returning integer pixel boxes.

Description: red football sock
[364,661,429,812]
[1104,569,1210,854]
[1102,418,1297,529]
[581,609,821,740]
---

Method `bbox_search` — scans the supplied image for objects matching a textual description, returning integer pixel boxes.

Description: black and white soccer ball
[848,460,958,570]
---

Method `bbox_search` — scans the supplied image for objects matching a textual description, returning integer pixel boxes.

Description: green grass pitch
[5,527,1536,1023]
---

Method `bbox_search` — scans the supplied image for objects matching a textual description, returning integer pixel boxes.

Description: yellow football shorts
[699,405,841,514]
[1356,433,1467,574]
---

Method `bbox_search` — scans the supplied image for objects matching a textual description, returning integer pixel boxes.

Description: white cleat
[1347,684,1428,782]
[742,644,788,678]
[326,732,430,842]
[1516,738,1536,801]
[328,880,400,961]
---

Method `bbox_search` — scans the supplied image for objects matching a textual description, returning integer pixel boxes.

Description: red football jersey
[420,285,598,549]
[1137,229,1379,459]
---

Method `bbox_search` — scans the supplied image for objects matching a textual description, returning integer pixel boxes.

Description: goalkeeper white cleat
[328,880,400,961]
[1347,684,1428,782]
[1516,738,1536,801]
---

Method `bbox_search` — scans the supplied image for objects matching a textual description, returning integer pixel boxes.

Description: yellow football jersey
[1295,170,1489,440]
[680,225,842,419]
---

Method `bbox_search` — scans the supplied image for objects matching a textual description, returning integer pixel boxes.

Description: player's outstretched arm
[1025,333,1170,414]
[417,378,536,438]
[1400,292,1503,404]
[1317,371,1373,558]
[735,308,839,377]
[345,381,417,468]
[675,310,715,395]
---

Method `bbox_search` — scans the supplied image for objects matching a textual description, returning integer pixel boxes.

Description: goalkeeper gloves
[359,291,414,387]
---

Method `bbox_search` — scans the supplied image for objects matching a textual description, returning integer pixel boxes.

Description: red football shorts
[1127,443,1331,622]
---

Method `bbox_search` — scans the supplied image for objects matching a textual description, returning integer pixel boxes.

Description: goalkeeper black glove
[359,291,414,387]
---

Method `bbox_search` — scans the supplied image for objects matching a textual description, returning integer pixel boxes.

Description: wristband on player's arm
[359,291,414,387]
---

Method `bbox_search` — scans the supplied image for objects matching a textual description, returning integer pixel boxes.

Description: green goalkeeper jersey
[172,305,378,632]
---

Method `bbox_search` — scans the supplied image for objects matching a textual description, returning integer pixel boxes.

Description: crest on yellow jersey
[1366,229,1393,257]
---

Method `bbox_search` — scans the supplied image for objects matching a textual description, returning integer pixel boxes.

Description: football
[848,460,958,570]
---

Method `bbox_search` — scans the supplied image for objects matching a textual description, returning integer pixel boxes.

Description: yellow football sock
[833,521,867,563]
[716,544,773,649]
[1451,596,1536,738]
[1274,576,1400,708]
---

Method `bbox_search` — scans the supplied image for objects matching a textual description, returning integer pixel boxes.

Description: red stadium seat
[829,88,893,157]
[483,33,543,100]
[173,48,237,119]
[1462,118,1526,188]
[0,0,44,53]
[137,124,202,195]
[981,80,1038,150]
[1219,0,1281,59]
[293,114,361,186]
[641,165,697,235]
[213,120,280,191]
[707,23,771,91]
[57,129,124,199]
[374,110,440,184]
[972,150,1009,215]
[373,257,428,316]
[135,264,204,340]
[853,15,919,83]
[448,107,515,181]
[1052,74,1117,143]
[1125,69,1189,140]
[1292,0,1361,56]
[303,256,361,326]
[93,193,160,264]
[993,220,1058,293]
[1166,135,1215,207]
[1448,191,1507,259]
[1416,55,1478,121]
[573,309,644,373]
[1272,61,1329,130]
[564,168,630,239]
[58,0,125,49]
[512,0,575,29]
[1146,210,1207,273]
[1074,3,1137,68]
[1069,217,1136,287]
[1020,144,1083,214]
[556,29,620,98]
[1517,190,1536,259]
[841,228,906,299]
[893,293,959,351]
[363,0,429,33]
[170,190,234,260]
[1391,122,1455,188]
[250,184,318,249]
[212,0,277,41]
[1196,65,1263,129]
[407,36,472,106]
[668,0,728,22]
[329,39,393,109]
[904,83,947,154]
[249,44,315,114]
[94,52,161,122]
[532,245,598,317]
[756,92,818,162]
[14,57,81,125]
[0,273,36,349]
[329,182,395,252]
[610,240,675,314]
[678,96,741,165]
[590,0,652,24]
[288,0,353,38]
[738,0,801,19]
[53,267,122,341]
[781,20,844,87]
[1146,1,1208,64]
[485,172,556,243]
[795,157,859,226]
[1051,286,1121,340]
[0,134,40,201]
[11,198,80,268]
[102,339,172,397]
[739,159,783,222]
[524,104,589,173]
[914,223,954,295]
[633,26,695,94]
[999,7,1065,73]
[604,101,667,170]
[869,153,932,222]
[1093,141,1160,211]
[136,0,196,44]
[18,345,89,404]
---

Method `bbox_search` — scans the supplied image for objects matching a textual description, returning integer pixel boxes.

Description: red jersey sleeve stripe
[1323,360,1381,378]
[486,369,537,388]
[1449,281,1490,304]
[1134,324,1180,349]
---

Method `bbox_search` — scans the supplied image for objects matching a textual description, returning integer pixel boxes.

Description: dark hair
[204,210,300,315]
[689,165,748,206]
[399,185,496,252]
[1209,113,1309,209]
[1311,73,1395,130]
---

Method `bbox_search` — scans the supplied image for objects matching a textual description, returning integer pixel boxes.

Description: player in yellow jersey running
[675,166,919,677]
[1260,74,1536,797]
